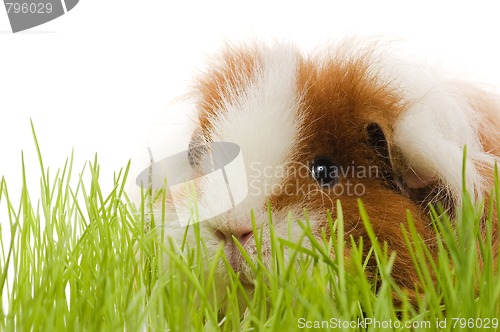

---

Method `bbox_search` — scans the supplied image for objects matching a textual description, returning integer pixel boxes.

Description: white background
[1,0,500,201]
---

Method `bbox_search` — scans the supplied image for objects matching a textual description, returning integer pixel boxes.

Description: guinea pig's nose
[215,225,253,245]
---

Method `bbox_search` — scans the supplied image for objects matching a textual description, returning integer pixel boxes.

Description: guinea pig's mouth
[223,240,256,285]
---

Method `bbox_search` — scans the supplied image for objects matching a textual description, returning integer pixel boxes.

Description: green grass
[1,129,499,331]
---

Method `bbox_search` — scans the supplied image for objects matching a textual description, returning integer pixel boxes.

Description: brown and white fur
[154,40,500,304]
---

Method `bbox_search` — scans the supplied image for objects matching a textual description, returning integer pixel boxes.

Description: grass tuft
[1,132,499,331]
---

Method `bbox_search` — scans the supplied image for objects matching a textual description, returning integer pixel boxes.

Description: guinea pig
[150,40,500,303]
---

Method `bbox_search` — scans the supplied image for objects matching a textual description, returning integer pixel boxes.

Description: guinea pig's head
[166,42,497,295]
[172,43,424,291]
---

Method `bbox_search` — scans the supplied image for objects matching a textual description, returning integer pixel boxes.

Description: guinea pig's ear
[365,122,397,187]
[366,121,445,214]
[365,122,435,192]
[366,123,390,162]
[188,127,208,167]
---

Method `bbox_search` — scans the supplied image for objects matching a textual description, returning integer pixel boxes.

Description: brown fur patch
[195,45,261,134]
[265,53,436,291]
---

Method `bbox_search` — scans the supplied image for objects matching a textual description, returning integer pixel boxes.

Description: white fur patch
[195,44,304,231]
[380,59,488,204]
[157,44,314,272]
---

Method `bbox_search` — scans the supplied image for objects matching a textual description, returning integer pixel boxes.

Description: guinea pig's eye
[311,158,338,187]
